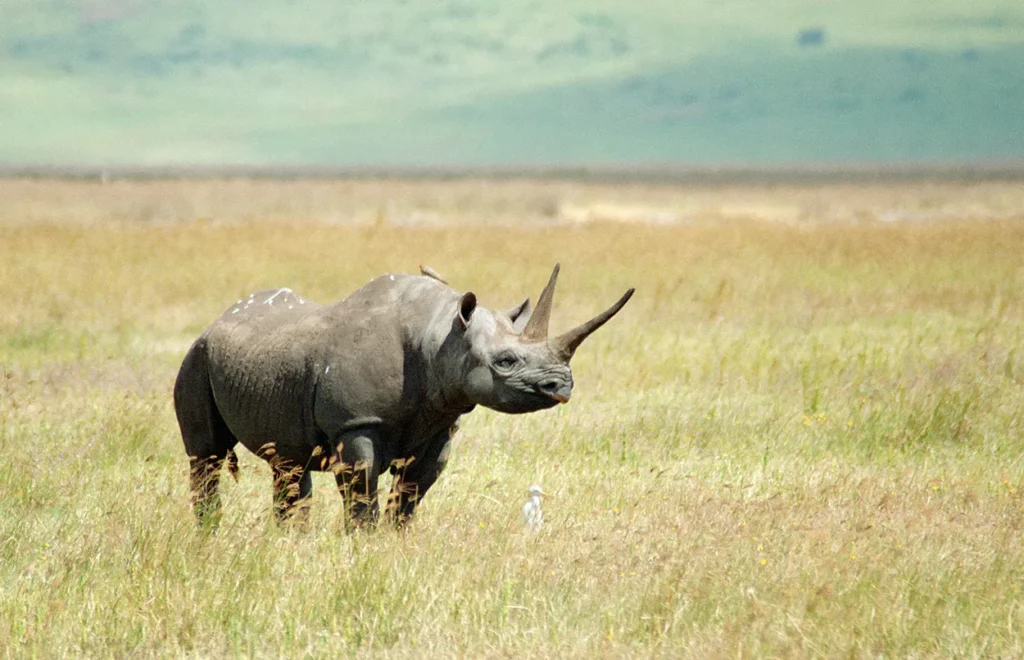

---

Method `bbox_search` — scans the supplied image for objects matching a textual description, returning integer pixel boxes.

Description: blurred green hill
[2,0,1022,166]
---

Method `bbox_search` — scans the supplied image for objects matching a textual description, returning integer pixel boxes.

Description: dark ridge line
[2,162,1024,185]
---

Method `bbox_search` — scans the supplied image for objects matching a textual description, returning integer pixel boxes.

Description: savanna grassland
[2,176,1024,657]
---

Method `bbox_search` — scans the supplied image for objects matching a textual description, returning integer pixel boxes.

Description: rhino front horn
[552,287,635,360]
[520,263,560,341]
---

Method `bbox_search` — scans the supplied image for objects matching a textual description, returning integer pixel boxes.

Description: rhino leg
[390,427,454,526]
[174,338,238,526]
[188,456,225,525]
[271,460,313,526]
[333,430,381,528]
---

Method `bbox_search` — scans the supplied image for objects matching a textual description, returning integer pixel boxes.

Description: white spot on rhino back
[264,287,293,305]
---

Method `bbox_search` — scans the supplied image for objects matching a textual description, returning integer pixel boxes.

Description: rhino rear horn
[520,263,559,341]
[552,288,635,360]
[506,297,532,333]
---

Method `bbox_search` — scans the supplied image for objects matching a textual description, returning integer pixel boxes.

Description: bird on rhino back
[173,264,634,528]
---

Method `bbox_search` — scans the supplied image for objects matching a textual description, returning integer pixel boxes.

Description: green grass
[1,178,1024,656]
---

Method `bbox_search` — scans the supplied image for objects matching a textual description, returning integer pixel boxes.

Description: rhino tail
[226,448,239,482]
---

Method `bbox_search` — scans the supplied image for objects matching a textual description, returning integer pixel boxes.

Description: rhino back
[204,288,327,457]
[202,276,460,459]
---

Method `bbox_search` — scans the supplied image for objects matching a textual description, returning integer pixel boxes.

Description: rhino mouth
[537,380,572,404]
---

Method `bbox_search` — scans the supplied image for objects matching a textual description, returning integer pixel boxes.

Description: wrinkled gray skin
[174,264,633,527]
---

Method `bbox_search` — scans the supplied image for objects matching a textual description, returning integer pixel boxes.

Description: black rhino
[174,264,633,527]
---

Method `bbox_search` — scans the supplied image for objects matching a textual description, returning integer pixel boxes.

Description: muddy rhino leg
[174,338,237,527]
[271,460,313,527]
[333,430,381,529]
[390,427,454,527]
[188,456,226,525]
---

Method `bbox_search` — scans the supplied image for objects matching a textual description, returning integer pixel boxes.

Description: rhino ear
[458,292,477,329]
[506,297,532,332]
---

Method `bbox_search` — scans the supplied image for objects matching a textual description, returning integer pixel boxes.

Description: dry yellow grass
[1,177,1023,657]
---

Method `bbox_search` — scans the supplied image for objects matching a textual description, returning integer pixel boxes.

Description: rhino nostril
[537,379,571,403]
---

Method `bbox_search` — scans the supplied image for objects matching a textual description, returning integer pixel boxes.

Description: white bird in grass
[521,484,546,531]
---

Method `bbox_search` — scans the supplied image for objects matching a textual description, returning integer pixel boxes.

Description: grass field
[2,177,1024,657]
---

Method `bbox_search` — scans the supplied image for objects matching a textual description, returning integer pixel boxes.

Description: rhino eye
[493,354,519,372]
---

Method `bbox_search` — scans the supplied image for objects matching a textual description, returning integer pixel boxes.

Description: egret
[521,484,546,531]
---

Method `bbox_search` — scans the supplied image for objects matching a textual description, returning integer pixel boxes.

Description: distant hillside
[2,0,1023,166]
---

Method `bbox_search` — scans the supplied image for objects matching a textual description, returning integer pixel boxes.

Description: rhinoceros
[173,264,633,527]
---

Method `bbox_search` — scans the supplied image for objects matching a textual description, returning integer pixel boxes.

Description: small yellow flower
[758,544,764,552]
[850,554,856,560]
[760,558,767,566]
